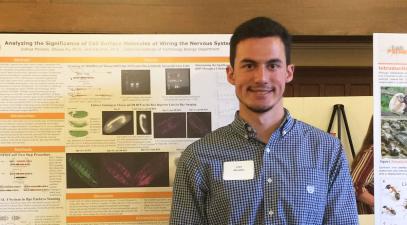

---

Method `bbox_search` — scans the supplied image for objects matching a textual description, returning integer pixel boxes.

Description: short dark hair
[229,17,292,68]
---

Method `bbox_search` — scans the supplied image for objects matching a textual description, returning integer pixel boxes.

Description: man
[170,17,358,224]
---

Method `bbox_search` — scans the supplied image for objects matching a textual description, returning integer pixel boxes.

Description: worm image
[188,113,211,137]
[138,113,149,134]
[133,154,168,187]
[156,116,179,136]
[67,154,98,187]
[103,114,132,134]
[102,159,133,186]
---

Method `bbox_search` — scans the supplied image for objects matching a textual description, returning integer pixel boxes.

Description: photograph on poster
[153,112,186,138]
[378,179,407,220]
[381,118,407,159]
[187,112,211,138]
[121,70,151,95]
[381,87,407,116]
[66,152,169,188]
[102,111,134,135]
[380,87,407,159]
[136,111,152,135]
[165,68,190,95]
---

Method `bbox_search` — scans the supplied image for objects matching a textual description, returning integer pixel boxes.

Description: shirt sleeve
[351,145,374,195]
[323,143,359,225]
[169,148,208,225]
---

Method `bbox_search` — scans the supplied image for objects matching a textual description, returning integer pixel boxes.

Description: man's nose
[253,66,268,83]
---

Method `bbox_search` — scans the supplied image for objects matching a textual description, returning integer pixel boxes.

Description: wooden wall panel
[325,84,346,96]
[285,67,372,97]
[0,0,406,35]
[350,84,371,96]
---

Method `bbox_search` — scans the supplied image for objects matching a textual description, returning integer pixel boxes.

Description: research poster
[0,34,236,224]
[374,34,407,224]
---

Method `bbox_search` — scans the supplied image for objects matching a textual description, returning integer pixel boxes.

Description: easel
[327,104,356,158]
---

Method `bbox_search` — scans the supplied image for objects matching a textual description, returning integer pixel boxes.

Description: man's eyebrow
[238,58,283,65]
[239,58,257,64]
[266,59,282,64]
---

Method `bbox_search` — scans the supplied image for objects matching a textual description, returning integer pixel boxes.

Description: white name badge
[223,160,254,180]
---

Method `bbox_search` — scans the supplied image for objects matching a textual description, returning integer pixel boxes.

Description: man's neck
[239,106,285,143]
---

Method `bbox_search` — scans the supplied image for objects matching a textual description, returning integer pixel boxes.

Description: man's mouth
[248,86,274,94]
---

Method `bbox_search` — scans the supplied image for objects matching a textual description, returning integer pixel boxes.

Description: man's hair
[229,16,292,68]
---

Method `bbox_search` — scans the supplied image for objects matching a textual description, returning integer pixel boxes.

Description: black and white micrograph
[136,111,152,135]
[165,68,190,95]
[121,70,151,95]
[102,111,134,135]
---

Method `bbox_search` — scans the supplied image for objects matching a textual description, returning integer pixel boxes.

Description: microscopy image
[66,154,100,188]
[136,111,152,135]
[101,153,169,187]
[187,112,212,138]
[102,111,134,135]
[153,112,186,138]
[121,70,151,95]
[165,68,190,95]
[67,152,169,188]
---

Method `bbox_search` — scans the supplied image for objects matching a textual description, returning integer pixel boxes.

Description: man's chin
[237,97,279,114]
[246,105,273,113]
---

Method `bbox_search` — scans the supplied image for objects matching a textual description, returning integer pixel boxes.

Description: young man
[170,17,358,224]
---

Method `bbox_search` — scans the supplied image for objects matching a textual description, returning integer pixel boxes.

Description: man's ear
[226,65,235,85]
[286,64,294,83]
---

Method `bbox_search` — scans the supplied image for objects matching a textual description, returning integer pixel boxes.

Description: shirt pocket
[283,168,328,213]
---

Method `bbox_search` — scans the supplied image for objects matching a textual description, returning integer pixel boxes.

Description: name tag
[223,160,254,180]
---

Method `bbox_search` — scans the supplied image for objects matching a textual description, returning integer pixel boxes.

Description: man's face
[227,37,294,114]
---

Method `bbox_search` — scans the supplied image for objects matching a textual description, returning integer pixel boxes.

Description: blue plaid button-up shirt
[170,110,358,225]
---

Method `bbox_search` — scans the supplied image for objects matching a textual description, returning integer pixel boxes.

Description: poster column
[374,33,407,225]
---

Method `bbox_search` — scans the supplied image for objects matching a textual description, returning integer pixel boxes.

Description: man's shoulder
[291,119,344,167]
[293,119,339,143]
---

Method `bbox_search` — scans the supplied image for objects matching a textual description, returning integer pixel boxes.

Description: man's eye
[267,64,280,70]
[242,64,254,69]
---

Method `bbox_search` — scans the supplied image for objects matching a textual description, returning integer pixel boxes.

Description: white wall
[284,96,373,163]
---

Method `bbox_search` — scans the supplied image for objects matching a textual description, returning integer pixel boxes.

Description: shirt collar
[231,109,295,141]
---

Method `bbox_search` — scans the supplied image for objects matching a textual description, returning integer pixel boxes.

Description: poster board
[0,34,234,224]
[374,33,407,224]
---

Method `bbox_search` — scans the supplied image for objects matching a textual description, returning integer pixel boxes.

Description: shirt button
[268,210,274,216]
[267,178,272,183]
[282,130,287,136]
[265,147,270,153]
